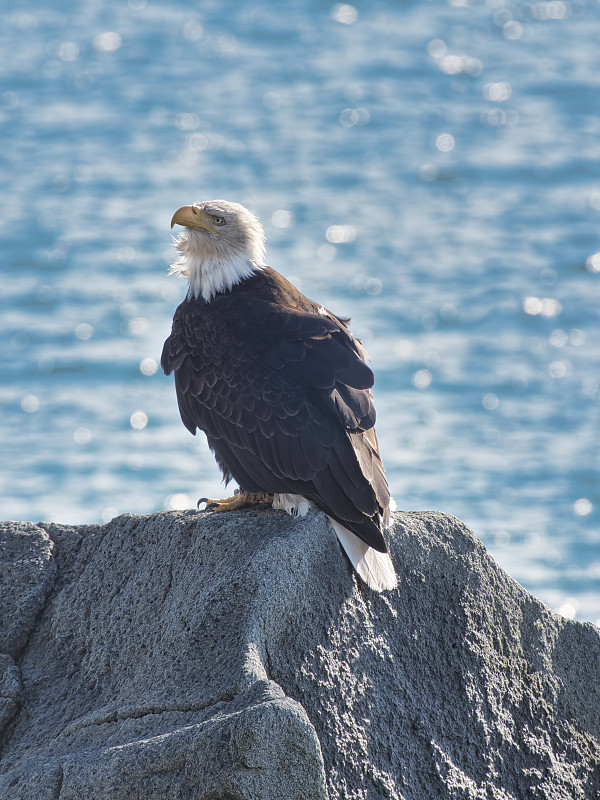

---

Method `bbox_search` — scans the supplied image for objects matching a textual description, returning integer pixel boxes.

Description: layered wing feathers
[161,267,390,551]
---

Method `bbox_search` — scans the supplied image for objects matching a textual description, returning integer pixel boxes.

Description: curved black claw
[204,502,220,512]
[197,497,210,510]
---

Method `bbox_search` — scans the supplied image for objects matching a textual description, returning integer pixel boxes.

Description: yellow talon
[197,491,273,513]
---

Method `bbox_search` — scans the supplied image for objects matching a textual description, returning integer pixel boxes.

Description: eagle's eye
[212,216,226,226]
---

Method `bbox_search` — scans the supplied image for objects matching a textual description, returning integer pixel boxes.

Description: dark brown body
[161,267,390,552]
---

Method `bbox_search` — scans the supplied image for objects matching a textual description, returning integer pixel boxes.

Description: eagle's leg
[198,490,273,513]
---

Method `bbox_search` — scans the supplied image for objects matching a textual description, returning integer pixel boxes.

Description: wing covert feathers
[161,266,394,579]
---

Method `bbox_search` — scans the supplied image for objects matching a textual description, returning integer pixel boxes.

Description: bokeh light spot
[569,329,586,346]
[439,55,482,76]
[556,598,579,619]
[549,329,568,347]
[427,39,447,59]
[573,498,592,517]
[503,21,523,39]
[523,296,562,317]
[140,357,158,376]
[21,395,40,413]
[118,246,137,263]
[326,224,356,243]
[586,253,600,273]
[271,209,293,228]
[74,427,91,444]
[394,339,414,359]
[182,19,203,41]
[130,410,148,430]
[57,42,79,61]
[339,108,370,127]
[482,393,499,410]
[412,369,432,390]
[483,82,512,102]
[364,278,382,296]
[94,32,122,52]
[128,317,148,335]
[548,360,568,379]
[75,322,94,340]
[436,133,454,152]
[440,303,458,322]
[166,493,192,510]
[531,2,569,20]
[188,133,208,151]
[12,12,38,31]
[175,112,198,131]
[331,4,357,24]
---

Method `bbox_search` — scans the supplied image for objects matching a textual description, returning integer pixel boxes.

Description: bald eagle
[161,200,396,591]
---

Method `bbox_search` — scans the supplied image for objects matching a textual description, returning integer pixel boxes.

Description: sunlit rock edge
[0,509,599,800]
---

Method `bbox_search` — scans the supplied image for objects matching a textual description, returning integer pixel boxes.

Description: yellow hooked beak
[170,204,217,232]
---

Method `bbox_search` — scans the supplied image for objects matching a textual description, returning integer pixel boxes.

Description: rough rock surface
[0,509,599,799]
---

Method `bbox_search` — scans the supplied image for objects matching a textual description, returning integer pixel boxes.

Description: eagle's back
[161,267,390,552]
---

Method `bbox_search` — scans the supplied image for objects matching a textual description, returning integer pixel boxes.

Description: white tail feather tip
[328,518,397,592]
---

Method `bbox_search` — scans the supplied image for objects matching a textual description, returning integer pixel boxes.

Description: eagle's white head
[169,200,266,301]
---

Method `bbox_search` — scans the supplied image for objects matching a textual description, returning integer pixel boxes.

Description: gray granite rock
[0,521,56,658]
[0,521,56,739]
[0,509,599,799]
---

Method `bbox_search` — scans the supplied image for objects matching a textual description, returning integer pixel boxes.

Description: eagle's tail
[273,493,397,592]
[328,517,397,592]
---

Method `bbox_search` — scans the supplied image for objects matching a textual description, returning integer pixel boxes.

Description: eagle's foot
[198,491,273,513]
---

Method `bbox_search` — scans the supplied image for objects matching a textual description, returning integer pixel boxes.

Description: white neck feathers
[169,228,265,302]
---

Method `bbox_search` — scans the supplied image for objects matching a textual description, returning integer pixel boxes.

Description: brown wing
[161,268,390,551]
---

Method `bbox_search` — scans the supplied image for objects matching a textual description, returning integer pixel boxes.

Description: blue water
[1,0,599,622]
